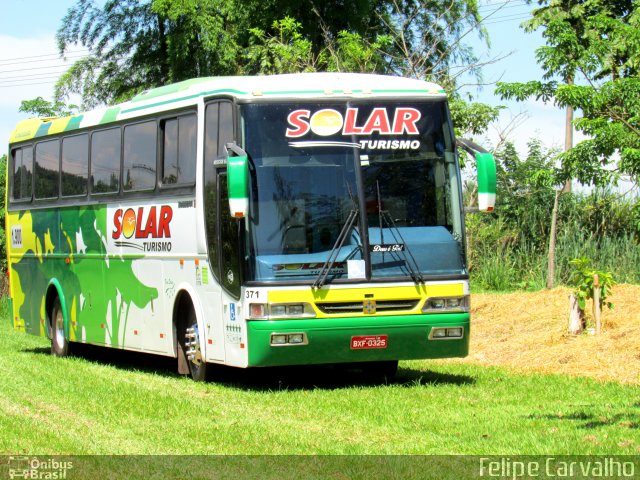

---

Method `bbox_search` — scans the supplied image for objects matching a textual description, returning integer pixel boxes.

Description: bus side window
[35,139,60,199]
[162,113,196,185]
[219,102,233,155]
[11,146,33,201]
[91,128,121,194]
[123,121,157,192]
[62,133,89,197]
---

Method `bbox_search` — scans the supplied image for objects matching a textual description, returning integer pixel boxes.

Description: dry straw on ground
[446,284,640,384]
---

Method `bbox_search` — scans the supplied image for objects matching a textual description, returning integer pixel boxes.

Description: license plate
[350,335,388,349]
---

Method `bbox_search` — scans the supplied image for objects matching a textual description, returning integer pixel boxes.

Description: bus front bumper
[246,313,469,367]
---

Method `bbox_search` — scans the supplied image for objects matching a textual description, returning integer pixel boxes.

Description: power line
[0,68,70,81]
[478,0,529,12]
[0,75,62,86]
[0,63,79,75]
[0,49,89,64]
[483,13,532,26]
[0,53,88,68]
[476,0,532,24]
[477,0,528,9]
[0,79,58,89]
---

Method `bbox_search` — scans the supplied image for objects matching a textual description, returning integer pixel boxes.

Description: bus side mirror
[225,143,249,218]
[456,139,496,212]
[476,152,496,212]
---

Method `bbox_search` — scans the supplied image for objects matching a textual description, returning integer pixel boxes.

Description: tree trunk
[562,101,574,193]
[593,274,602,334]
[546,189,561,289]
[568,293,583,335]
[548,73,575,288]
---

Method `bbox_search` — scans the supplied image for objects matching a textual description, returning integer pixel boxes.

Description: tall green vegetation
[489,0,640,290]
[467,141,640,291]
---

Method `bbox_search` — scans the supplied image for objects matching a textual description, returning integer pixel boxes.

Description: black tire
[184,305,208,382]
[50,297,70,357]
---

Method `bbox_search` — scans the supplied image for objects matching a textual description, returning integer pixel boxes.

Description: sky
[0,0,569,157]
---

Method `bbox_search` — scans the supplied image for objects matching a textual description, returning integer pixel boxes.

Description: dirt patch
[446,284,640,384]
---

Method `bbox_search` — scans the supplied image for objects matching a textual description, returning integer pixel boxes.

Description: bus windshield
[241,100,465,283]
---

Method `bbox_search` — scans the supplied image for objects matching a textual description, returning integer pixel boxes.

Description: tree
[376,0,488,89]
[244,17,327,75]
[496,0,639,186]
[449,98,502,139]
[522,0,590,288]
[244,16,392,75]
[242,13,500,136]
[54,0,492,108]
[495,0,639,287]
[19,97,78,117]
[54,0,386,107]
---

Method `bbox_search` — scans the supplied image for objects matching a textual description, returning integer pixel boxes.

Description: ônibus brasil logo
[112,205,173,252]
[285,107,422,150]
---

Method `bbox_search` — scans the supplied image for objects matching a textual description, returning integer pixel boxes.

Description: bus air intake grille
[315,299,420,314]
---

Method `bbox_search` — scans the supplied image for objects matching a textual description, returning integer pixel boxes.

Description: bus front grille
[315,299,420,314]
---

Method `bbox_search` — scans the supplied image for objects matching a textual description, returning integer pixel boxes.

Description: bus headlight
[270,305,287,316]
[429,327,465,340]
[270,332,308,346]
[248,303,316,319]
[422,295,469,313]
[271,334,288,345]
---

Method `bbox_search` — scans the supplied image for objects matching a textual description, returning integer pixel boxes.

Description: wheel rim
[185,315,203,368]
[191,322,203,367]
[54,308,65,349]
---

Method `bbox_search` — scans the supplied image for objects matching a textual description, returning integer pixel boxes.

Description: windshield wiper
[311,209,359,290]
[374,181,424,284]
[312,184,360,290]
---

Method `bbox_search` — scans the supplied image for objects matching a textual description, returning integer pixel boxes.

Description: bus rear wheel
[50,297,70,357]
[181,305,208,381]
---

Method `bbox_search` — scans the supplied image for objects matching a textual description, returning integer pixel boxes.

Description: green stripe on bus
[35,122,52,138]
[121,89,248,114]
[121,93,203,114]
[100,107,121,124]
[131,78,219,102]
[65,115,84,131]
[371,89,437,94]
[260,88,442,96]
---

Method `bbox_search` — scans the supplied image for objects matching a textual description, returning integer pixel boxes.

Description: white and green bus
[6,73,495,380]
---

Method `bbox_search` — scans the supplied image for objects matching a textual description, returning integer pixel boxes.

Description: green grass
[1,302,638,457]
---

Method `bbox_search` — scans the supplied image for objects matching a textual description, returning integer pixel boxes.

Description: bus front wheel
[181,305,208,382]
[50,297,70,357]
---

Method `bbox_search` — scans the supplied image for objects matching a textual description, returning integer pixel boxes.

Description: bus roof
[9,73,446,144]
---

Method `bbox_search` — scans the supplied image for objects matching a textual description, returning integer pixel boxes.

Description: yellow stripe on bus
[9,118,45,144]
[268,283,465,318]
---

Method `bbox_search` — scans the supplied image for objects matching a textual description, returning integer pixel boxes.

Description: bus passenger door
[203,100,239,364]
